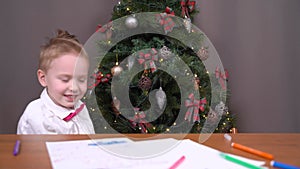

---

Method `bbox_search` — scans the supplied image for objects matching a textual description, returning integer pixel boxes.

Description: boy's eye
[78,78,87,83]
[59,77,70,82]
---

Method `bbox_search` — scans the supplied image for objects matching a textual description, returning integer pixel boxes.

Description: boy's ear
[37,69,47,87]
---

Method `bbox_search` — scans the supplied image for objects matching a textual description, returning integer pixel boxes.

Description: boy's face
[38,53,89,109]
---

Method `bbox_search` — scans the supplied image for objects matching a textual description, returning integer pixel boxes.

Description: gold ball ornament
[111,65,123,76]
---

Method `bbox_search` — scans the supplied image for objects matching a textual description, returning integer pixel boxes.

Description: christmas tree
[83,0,236,134]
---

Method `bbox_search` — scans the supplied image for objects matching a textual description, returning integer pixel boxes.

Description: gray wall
[0,0,299,133]
[196,0,300,132]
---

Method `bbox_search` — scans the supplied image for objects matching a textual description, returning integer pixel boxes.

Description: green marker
[220,153,264,169]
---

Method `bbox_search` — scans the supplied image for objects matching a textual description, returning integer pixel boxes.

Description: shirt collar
[40,88,83,120]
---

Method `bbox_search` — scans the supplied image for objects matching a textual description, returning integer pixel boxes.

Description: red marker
[169,155,186,169]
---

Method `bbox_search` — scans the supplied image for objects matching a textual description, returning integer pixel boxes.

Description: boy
[17,29,95,134]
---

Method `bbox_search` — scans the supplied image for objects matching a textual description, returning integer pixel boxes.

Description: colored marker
[271,161,300,169]
[231,142,274,160]
[13,140,21,156]
[224,133,232,141]
[220,153,264,169]
[88,140,127,146]
[169,155,185,169]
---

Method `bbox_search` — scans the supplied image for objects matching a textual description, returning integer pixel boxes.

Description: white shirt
[17,89,95,134]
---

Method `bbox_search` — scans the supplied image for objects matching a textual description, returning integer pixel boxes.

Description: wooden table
[0,133,299,169]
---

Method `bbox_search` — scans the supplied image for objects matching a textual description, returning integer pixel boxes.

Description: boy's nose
[70,81,79,92]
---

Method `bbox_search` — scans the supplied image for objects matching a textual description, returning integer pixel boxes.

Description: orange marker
[231,142,274,160]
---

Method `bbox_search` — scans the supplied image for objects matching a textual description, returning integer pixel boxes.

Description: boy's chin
[62,102,76,109]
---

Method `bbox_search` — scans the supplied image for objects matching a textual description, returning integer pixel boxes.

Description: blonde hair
[39,29,88,72]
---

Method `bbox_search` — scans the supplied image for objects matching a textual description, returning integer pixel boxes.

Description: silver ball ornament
[125,16,138,29]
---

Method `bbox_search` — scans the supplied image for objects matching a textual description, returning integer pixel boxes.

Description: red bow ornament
[88,71,111,89]
[165,7,175,15]
[184,93,207,122]
[215,67,229,90]
[130,108,152,133]
[96,21,113,39]
[180,0,196,18]
[137,48,159,73]
[156,13,175,34]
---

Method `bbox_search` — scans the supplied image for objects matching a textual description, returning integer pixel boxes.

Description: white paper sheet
[46,137,267,169]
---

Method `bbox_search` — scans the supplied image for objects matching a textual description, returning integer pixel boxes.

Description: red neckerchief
[63,103,85,122]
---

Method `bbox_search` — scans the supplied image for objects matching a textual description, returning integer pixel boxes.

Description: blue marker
[271,161,300,169]
[88,140,127,146]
